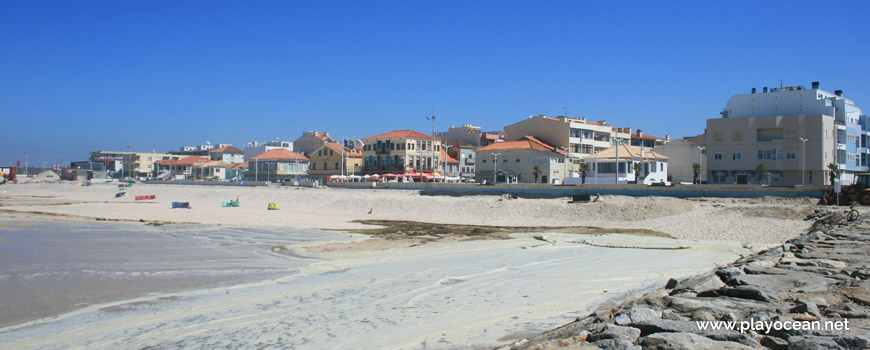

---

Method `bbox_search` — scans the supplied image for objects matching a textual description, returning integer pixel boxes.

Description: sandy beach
[0,182,817,349]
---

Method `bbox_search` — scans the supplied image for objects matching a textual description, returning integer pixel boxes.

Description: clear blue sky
[3,1,869,167]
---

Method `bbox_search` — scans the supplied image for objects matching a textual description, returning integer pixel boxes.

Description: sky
[2,1,869,167]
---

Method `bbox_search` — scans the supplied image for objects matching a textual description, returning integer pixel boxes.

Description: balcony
[465,158,475,164]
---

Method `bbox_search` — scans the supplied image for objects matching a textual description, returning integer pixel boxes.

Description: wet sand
[1,218,755,349]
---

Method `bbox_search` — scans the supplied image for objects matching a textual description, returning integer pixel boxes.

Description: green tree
[633,162,643,184]
[756,163,768,184]
[692,163,701,184]
[579,163,590,184]
[533,164,542,183]
[827,163,839,185]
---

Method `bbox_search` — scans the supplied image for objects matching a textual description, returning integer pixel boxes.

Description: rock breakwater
[501,209,870,349]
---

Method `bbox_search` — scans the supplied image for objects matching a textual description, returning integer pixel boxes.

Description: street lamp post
[594,150,599,184]
[443,145,453,182]
[491,152,500,184]
[558,147,568,184]
[24,152,28,177]
[799,138,808,186]
[614,139,620,184]
[696,146,705,184]
[427,113,436,175]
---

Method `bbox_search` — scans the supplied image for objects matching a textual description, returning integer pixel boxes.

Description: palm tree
[579,163,590,184]
[827,163,839,185]
[533,164,542,183]
[692,163,701,184]
[756,163,768,184]
[632,162,643,184]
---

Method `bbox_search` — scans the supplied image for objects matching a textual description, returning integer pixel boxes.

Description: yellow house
[308,142,362,180]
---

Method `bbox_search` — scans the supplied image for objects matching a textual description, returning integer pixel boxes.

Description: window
[516,159,520,162]
[482,159,487,163]
[335,162,339,169]
[733,152,742,160]
[786,152,796,160]
[503,159,507,163]
[323,162,327,170]
[713,132,723,141]
[757,128,784,142]
[714,152,723,160]
[732,131,742,141]
[757,149,781,160]
[785,130,797,139]
[311,163,316,170]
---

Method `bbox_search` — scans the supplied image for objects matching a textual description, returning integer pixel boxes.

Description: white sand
[0,182,816,349]
[0,182,814,244]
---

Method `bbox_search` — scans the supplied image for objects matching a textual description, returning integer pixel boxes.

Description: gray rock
[674,273,725,294]
[716,267,744,283]
[614,313,632,325]
[590,324,640,343]
[788,336,846,350]
[590,338,639,350]
[760,335,788,350]
[661,309,688,321]
[664,278,679,289]
[790,301,820,317]
[698,285,784,302]
[628,308,661,323]
[638,332,753,350]
[690,309,718,321]
[730,274,837,294]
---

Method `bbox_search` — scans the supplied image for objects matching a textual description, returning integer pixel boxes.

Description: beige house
[475,136,567,184]
[90,151,187,177]
[706,114,835,186]
[361,129,442,175]
[158,155,228,180]
[308,142,363,180]
[247,149,310,182]
[584,144,669,185]
[293,131,336,156]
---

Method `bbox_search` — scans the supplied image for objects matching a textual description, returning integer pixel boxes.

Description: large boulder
[638,332,753,350]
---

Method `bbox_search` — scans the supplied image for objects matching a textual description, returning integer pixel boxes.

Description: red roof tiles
[208,146,244,154]
[477,136,565,154]
[252,149,309,161]
[363,129,437,140]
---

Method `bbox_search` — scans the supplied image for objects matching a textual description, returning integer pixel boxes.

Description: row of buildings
[72,81,868,186]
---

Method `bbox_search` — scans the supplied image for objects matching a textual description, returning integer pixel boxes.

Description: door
[541,175,548,184]
[737,174,749,185]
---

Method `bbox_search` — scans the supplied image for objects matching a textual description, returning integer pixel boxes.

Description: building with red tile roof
[308,142,364,180]
[208,146,245,164]
[361,129,443,175]
[474,136,568,184]
[247,149,309,182]
[293,131,337,156]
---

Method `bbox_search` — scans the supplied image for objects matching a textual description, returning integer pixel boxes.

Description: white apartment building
[244,140,294,160]
[707,81,864,186]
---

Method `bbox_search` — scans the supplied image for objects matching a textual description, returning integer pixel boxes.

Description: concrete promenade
[326,182,828,199]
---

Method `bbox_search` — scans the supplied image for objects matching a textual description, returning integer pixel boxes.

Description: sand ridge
[0,182,814,245]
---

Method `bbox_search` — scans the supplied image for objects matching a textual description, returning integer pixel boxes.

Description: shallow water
[0,221,742,349]
[0,220,347,328]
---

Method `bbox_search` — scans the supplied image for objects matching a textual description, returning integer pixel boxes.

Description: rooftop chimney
[751,88,756,94]
[812,81,820,89]
[665,135,671,141]
[835,90,843,97]
[636,129,643,138]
